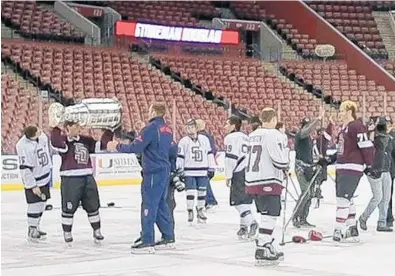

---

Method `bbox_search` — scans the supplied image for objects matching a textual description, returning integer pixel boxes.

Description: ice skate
[248,221,259,240]
[255,240,284,267]
[333,227,359,243]
[196,208,207,224]
[155,238,176,250]
[187,209,194,225]
[299,220,316,228]
[93,229,104,244]
[131,242,155,254]
[27,226,41,243]
[63,232,73,247]
[358,217,367,231]
[236,226,248,240]
[292,217,301,228]
[38,228,47,240]
[387,221,393,228]
[376,225,393,232]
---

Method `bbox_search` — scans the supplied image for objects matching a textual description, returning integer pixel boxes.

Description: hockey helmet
[300,117,311,127]
[185,119,197,126]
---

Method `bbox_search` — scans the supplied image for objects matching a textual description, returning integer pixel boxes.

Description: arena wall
[1,151,336,191]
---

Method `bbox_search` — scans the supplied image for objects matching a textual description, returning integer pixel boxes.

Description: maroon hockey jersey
[51,127,113,176]
[336,120,375,175]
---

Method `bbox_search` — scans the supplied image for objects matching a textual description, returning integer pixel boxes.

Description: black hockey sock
[61,212,74,232]
[87,211,101,230]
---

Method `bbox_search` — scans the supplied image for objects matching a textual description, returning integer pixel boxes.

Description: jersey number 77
[246,145,262,172]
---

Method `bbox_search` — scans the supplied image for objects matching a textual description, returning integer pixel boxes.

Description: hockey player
[177,119,216,224]
[16,126,52,242]
[245,108,290,265]
[224,116,258,240]
[107,103,175,253]
[387,116,395,228]
[50,120,113,245]
[334,100,374,242]
[250,115,262,132]
[292,107,325,228]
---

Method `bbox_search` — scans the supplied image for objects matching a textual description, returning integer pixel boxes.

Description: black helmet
[300,117,311,127]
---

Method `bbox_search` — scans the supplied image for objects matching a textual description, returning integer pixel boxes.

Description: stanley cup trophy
[48,98,122,130]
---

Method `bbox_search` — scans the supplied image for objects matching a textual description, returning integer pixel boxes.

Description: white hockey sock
[186,189,196,210]
[27,202,45,227]
[257,215,277,246]
[346,200,356,227]
[335,197,350,232]
[235,204,255,227]
[197,189,207,209]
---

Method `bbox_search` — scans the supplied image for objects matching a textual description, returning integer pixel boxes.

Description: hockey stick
[282,166,322,232]
[280,174,290,246]
[287,174,300,198]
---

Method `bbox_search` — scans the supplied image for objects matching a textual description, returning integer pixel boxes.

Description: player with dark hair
[245,108,290,265]
[224,116,258,240]
[16,126,52,242]
[334,101,374,242]
[107,103,175,253]
[292,107,325,228]
[359,117,393,232]
[50,120,113,245]
[250,116,262,132]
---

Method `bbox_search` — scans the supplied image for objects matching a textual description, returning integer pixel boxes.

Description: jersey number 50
[246,145,262,172]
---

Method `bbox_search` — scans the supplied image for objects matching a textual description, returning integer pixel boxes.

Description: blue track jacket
[116,117,173,173]
[198,130,217,155]
[169,142,177,172]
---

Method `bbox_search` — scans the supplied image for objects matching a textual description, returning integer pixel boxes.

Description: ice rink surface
[2,177,394,276]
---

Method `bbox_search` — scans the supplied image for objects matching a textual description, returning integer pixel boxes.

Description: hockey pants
[140,168,174,245]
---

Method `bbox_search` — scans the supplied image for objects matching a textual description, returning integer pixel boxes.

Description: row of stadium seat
[1,1,84,39]
[1,41,229,153]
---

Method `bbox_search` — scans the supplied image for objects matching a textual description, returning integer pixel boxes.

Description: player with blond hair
[333,100,374,242]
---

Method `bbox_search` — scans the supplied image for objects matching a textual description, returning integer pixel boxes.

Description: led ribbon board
[115,21,240,45]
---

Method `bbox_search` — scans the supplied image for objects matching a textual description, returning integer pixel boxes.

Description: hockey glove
[364,167,381,179]
[208,170,215,179]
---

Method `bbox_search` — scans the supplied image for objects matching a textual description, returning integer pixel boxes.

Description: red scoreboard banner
[115,21,240,45]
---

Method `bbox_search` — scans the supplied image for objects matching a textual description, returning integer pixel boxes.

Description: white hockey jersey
[177,134,216,177]
[16,133,52,189]
[224,131,248,179]
[245,128,290,196]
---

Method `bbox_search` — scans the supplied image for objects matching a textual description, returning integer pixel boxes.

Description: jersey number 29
[246,145,262,172]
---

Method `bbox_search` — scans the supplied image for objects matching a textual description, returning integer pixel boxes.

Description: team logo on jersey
[144,208,149,216]
[67,202,73,210]
[263,186,272,192]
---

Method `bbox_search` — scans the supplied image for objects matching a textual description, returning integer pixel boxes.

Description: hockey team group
[15,100,395,266]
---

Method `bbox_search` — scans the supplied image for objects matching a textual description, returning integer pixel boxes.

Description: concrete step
[372,11,395,57]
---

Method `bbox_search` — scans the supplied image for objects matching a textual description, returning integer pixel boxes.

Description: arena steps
[372,11,395,60]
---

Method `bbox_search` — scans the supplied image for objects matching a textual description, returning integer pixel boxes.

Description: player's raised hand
[107,140,119,152]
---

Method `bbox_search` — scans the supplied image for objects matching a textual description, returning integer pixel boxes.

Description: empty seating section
[1,41,228,148]
[1,73,51,154]
[1,1,85,39]
[157,55,321,128]
[280,60,395,118]
[106,1,219,26]
[230,2,318,57]
[308,1,387,58]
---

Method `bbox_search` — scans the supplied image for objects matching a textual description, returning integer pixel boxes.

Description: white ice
[1,177,394,276]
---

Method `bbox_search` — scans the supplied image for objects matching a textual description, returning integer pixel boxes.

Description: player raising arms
[333,101,374,243]
[224,116,258,240]
[16,126,52,242]
[50,120,113,245]
[177,119,216,224]
[245,108,290,266]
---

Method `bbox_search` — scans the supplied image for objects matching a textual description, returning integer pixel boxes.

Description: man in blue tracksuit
[107,103,174,254]
[196,119,218,209]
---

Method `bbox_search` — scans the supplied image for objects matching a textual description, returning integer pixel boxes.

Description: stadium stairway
[372,11,395,60]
